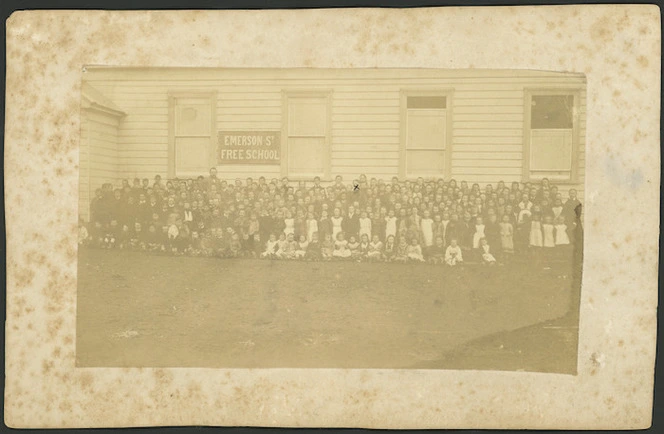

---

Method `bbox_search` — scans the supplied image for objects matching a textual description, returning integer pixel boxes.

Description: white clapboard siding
[79,109,122,220]
[83,68,586,199]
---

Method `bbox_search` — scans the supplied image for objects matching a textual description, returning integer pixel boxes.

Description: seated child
[383,234,396,261]
[445,239,463,266]
[295,234,309,259]
[358,234,371,260]
[367,234,384,261]
[332,232,351,259]
[394,236,409,263]
[479,238,496,265]
[428,236,446,264]
[348,235,361,260]
[228,231,242,258]
[279,233,297,259]
[321,233,335,260]
[406,238,425,262]
[261,234,279,259]
[275,233,289,259]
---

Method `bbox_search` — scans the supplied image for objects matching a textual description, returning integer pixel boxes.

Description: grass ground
[76,248,580,373]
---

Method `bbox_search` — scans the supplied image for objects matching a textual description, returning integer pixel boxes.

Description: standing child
[499,214,515,255]
[358,233,371,260]
[529,212,544,254]
[359,211,372,241]
[472,216,486,250]
[306,212,319,243]
[554,216,571,260]
[420,210,434,254]
[331,208,344,241]
[542,214,556,258]
[283,210,295,237]
[306,232,322,261]
[385,209,398,241]
[445,239,463,266]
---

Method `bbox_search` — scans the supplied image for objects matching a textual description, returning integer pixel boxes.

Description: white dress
[359,217,372,240]
[283,218,295,236]
[385,217,397,239]
[554,224,570,245]
[472,224,486,249]
[445,245,463,266]
[542,223,556,248]
[420,218,434,247]
[529,221,543,247]
[306,219,318,242]
[481,244,496,263]
[331,216,343,240]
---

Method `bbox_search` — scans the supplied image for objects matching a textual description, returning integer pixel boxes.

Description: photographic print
[4,7,659,429]
[76,67,585,372]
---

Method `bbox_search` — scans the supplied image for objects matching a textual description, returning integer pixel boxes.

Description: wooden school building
[79,67,586,220]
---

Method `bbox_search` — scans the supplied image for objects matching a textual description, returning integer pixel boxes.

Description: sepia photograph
[77,67,585,372]
[5,6,658,428]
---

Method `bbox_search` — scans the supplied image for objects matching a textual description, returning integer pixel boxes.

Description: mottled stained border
[4,6,660,428]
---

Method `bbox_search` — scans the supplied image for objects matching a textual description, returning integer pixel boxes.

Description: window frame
[399,89,454,180]
[523,88,581,183]
[167,90,217,178]
[281,89,333,181]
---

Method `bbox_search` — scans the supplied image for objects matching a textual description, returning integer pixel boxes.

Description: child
[428,236,446,264]
[261,233,278,259]
[406,238,425,262]
[318,210,332,241]
[348,235,361,260]
[367,234,384,261]
[479,238,496,265]
[283,210,295,237]
[542,214,556,252]
[280,233,297,259]
[529,212,544,250]
[359,211,372,241]
[394,237,409,263]
[331,208,344,242]
[472,216,486,250]
[383,234,396,262]
[305,212,318,243]
[306,232,322,261]
[385,209,398,240]
[321,233,335,260]
[420,210,434,253]
[295,234,309,259]
[332,232,351,259]
[275,233,289,259]
[358,233,371,260]
[499,214,514,254]
[228,231,242,258]
[554,216,571,260]
[445,239,463,266]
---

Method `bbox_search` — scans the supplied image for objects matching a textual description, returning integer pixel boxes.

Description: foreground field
[77,249,580,373]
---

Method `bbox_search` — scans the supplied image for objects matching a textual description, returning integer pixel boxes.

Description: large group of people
[79,168,583,266]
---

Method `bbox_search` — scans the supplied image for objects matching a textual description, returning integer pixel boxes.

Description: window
[168,92,216,176]
[400,92,452,178]
[524,90,580,181]
[282,91,331,179]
